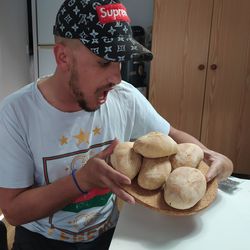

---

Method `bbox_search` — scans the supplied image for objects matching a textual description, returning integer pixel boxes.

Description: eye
[99,60,111,67]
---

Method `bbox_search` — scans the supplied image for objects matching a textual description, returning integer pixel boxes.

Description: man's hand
[169,126,234,183]
[0,141,136,226]
[204,150,233,182]
[76,140,135,204]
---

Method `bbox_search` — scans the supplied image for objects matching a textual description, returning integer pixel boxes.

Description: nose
[108,62,122,85]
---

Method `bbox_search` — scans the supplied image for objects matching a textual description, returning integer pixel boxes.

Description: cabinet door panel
[201,0,250,174]
[149,0,213,138]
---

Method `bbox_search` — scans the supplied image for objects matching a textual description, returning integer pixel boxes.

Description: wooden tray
[123,161,218,216]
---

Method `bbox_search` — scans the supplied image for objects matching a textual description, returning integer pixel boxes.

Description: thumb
[206,162,221,182]
[98,139,119,160]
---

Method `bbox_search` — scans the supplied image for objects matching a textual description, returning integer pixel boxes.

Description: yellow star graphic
[48,228,55,236]
[60,136,68,145]
[74,129,90,145]
[93,127,101,136]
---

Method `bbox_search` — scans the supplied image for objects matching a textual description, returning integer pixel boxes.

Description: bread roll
[138,157,172,190]
[170,143,204,169]
[133,132,177,158]
[164,167,206,210]
[110,142,142,180]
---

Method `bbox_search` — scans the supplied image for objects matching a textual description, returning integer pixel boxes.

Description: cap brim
[80,36,153,62]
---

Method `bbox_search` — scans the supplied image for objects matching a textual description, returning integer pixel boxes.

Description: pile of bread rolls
[111,131,207,210]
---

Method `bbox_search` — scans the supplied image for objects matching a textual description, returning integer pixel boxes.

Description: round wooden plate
[123,161,218,216]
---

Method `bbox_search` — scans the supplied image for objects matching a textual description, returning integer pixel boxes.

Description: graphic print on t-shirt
[42,126,116,241]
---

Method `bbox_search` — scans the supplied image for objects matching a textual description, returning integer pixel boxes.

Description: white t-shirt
[0,79,170,242]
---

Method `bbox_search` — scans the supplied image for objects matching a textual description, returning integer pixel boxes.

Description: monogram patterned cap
[53,0,153,62]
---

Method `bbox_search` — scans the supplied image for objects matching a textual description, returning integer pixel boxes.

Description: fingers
[102,175,135,204]
[98,139,119,160]
[98,162,135,203]
[206,164,221,182]
[205,152,234,182]
[102,162,131,186]
[113,186,135,204]
[83,143,136,204]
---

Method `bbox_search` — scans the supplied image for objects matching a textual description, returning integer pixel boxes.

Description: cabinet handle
[198,64,205,70]
[210,64,218,70]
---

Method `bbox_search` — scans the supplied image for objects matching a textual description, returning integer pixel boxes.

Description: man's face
[68,45,121,112]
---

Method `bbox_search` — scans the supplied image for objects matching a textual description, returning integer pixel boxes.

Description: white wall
[34,0,154,78]
[0,0,31,101]
[122,0,154,31]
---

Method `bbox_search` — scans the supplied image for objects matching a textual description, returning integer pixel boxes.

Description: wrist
[71,169,88,195]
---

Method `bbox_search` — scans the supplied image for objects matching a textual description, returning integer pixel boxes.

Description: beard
[68,63,99,112]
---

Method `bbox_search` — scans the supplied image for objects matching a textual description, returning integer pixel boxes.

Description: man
[0,0,233,249]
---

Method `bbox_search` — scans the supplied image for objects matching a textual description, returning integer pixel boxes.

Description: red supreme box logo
[96,3,131,24]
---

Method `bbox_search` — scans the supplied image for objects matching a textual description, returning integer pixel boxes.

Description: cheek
[78,70,102,93]
[74,59,106,95]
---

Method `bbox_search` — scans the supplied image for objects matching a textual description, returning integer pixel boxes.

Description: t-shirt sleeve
[128,85,170,139]
[0,105,34,188]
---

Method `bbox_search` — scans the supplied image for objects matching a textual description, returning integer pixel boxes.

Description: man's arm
[0,175,80,226]
[0,140,135,226]
[169,126,233,182]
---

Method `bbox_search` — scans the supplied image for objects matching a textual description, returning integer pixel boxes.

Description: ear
[53,43,71,72]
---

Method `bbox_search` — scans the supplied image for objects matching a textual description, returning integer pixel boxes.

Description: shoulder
[112,80,137,93]
[0,83,36,125]
[0,82,35,113]
[110,81,146,102]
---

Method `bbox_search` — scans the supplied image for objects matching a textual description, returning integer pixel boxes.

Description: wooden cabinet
[149,0,250,175]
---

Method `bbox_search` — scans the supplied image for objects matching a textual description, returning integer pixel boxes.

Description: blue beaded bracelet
[71,169,88,195]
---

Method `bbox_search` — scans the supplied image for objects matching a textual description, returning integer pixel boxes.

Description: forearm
[2,174,81,226]
[169,126,210,152]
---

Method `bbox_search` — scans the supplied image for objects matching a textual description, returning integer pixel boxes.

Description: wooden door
[149,0,214,138]
[201,0,250,174]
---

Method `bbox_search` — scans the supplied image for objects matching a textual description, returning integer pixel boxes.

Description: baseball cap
[53,0,153,62]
